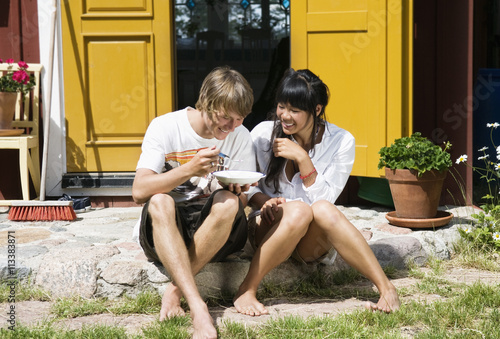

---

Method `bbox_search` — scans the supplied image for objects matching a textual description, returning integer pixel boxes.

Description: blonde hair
[195,66,253,119]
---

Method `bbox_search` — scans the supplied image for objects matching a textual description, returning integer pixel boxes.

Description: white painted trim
[38,0,65,198]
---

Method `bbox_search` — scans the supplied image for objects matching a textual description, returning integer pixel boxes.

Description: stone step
[0,206,472,300]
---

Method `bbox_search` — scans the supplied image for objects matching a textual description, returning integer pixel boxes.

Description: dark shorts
[139,189,248,264]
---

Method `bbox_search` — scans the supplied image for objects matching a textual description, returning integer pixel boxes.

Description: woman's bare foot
[160,283,185,321]
[190,301,217,339]
[233,289,269,316]
[365,285,400,313]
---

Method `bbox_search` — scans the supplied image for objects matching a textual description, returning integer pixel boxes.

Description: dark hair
[265,68,329,193]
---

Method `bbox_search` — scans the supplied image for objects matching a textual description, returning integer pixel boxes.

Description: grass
[1,244,499,338]
[0,277,50,303]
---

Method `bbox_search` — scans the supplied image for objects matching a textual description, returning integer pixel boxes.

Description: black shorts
[139,189,248,263]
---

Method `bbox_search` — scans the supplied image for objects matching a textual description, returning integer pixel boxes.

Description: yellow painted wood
[291,0,413,177]
[85,0,151,15]
[61,0,174,172]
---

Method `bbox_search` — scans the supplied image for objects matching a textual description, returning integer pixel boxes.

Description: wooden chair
[0,63,43,200]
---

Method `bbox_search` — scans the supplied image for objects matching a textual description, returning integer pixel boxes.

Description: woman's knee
[311,200,344,226]
[281,201,313,232]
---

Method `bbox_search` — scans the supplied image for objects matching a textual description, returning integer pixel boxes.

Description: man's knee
[148,193,175,219]
[212,190,240,219]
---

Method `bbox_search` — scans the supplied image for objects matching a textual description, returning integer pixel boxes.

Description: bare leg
[234,201,313,316]
[298,201,400,313]
[150,191,240,338]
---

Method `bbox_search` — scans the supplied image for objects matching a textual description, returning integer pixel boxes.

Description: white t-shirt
[136,107,256,205]
[132,108,256,242]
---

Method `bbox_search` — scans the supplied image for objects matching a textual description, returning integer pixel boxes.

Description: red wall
[0,0,40,199]
[413,0,474,205]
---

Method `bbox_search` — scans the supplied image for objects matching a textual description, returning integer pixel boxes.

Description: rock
[0,259,31,280]
[35,245,119,298]
[0,228,52,246]
[369,236,427,268]
[101,261,146,286]
[17,245,48,260]
[375,223,413,235]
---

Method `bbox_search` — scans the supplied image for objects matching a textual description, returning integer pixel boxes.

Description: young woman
[234,68,400,316]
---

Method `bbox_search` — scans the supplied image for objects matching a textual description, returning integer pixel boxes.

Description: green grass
[0,277,50,303]
[1,247,499,338]
[51,290,161,318]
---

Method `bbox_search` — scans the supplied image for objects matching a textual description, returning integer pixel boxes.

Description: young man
[132,66,255,339]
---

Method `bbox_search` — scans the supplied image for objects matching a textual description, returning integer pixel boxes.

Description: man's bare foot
[160,283,185,321]
[233,290,269,316]
[191,301,217,339]
[365,285,400,313]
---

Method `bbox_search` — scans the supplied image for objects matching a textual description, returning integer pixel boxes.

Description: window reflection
[175,0,290,129]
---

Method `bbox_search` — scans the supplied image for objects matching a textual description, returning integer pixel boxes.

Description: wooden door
[291,0,413,177]
[61,0,175,172]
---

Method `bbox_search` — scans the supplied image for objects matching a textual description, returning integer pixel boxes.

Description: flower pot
[385,168,447,219]
[0,92,18,130]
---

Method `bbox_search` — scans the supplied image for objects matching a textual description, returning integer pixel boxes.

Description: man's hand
[188,146,220,177]
[224,183,252,196]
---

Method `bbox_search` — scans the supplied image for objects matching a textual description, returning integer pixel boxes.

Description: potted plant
[0,58,35,130]
[378,132,453,219]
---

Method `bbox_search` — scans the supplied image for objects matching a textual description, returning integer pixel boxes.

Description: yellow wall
[61,0,175,172]
[291,0,412,177]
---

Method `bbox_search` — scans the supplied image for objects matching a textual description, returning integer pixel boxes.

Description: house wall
[0,0,39,199]
[0,0,475,207]
[413,0,473,205]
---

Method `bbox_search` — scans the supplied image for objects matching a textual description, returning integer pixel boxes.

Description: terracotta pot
[385,168,447,219]
[0,92,18,130]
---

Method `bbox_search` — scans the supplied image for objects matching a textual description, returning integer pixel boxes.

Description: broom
[6,0,76,221]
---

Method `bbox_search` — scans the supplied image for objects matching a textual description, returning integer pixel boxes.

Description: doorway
[174,0,291,130]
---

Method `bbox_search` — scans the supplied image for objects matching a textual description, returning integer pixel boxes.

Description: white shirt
[250,120,355,204]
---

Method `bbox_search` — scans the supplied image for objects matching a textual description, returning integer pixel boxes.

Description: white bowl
[213,170,265,185]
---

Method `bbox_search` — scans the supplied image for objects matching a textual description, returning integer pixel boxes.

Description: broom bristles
[7,201,77,221]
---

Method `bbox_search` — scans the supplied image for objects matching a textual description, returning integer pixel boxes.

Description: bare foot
[233,290,269,316]
[160,283,185,321]
[365,285,400,313]
[191,302,217,339]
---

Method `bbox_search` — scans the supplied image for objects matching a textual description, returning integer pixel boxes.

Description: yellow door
[291,0,412,177]
[61,0,175,172]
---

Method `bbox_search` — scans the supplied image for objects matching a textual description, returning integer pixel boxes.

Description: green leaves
[378,132,452,176]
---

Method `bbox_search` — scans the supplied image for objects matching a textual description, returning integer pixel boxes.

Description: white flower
[496,163,500,171]
[463,226,472,234]
[478,155,489,160]
[487,122,500,128]
[497,146,500,154]
[493,232,500,241]
[478,146,489,152]
[456,154,468,164]
[497,154,500,160]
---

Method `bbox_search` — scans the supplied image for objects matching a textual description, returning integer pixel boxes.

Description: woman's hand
[260,197,286,225]
[273,138,308,162]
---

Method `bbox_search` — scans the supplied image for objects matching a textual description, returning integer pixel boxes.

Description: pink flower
[12,70,30,85]
[17,61,28,69]
[0,59,3,63]
[6,58,14,64]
